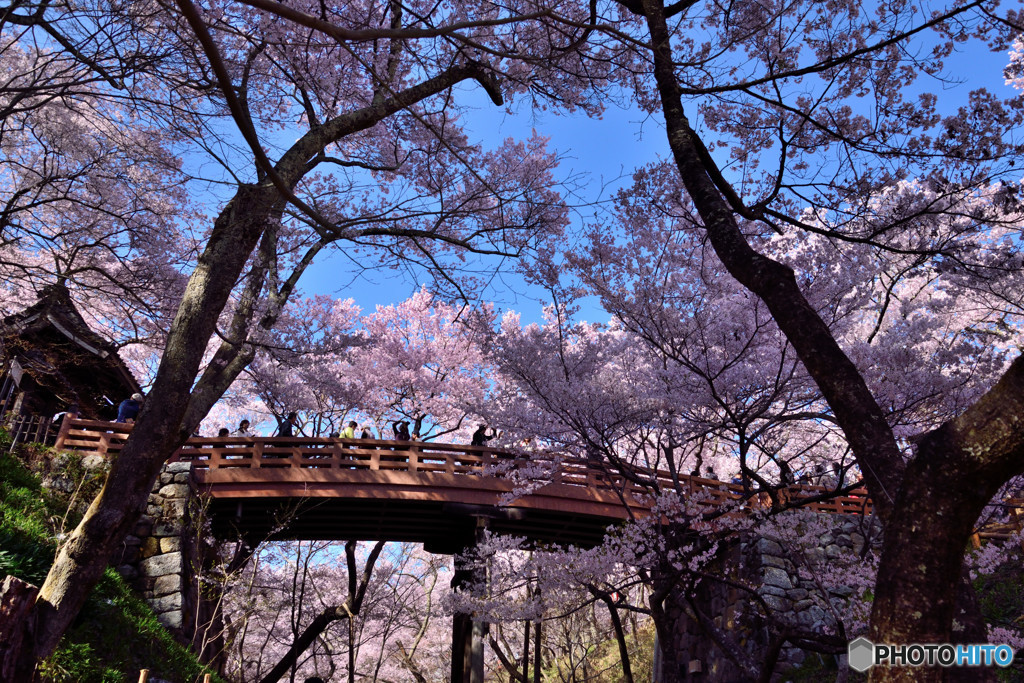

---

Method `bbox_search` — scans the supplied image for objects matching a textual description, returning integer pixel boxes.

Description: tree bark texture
[868,356,1024,682]
[631,1,1024,680]
[648,579,690,683]
[0,576,39,682]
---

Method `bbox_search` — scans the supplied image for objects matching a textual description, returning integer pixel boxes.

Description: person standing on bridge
[340,420,357,440]
[471,424,496,446]
[778,460,794,486]
[115,393,144,423]
[360,424,374,439]
[230,419,251,437]
[276,411,300,437]
[393,420,411,441]
[828,462,845,489]
[410,415,425,441]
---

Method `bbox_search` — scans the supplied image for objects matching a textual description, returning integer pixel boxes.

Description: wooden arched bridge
[53,417,876,552]
[46,417,1022,683]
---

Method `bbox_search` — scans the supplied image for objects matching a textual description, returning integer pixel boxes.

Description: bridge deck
[54,418,880,550]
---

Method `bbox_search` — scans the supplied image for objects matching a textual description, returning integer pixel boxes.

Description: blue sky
[290,31,1022,326]
[299,91,670,324]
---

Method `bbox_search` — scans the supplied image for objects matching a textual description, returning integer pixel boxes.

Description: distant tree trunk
[532,612,542,683]
[522,620,530,682]
[193,539,256,674]
[347,617,355,683]
[397,641,430,683]
[600,596,634,683]
[256,541,384,683]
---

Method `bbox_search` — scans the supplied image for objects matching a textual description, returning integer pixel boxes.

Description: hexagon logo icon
[848,637,875,672]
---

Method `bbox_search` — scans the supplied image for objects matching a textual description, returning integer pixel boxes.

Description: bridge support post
[451,517,489,683]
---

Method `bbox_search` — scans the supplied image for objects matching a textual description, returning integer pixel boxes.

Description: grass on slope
[0,445,222,683]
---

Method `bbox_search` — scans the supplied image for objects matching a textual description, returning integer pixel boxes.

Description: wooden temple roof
[0,285,141,419]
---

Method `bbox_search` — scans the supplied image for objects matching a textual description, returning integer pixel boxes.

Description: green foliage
[783,652,867,682]
[584,620,656,683]
[526,620,656,683]
[0,443,37,487]
[0,425,14,451]
[0,448,223,683]
[0,452,56,584]
[36,642,127,683]
[40,568,222,683]
[976,551,1024,629]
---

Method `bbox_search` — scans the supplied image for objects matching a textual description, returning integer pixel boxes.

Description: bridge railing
[52,417,874,515]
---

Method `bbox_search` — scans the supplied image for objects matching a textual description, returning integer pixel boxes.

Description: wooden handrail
[52,417,874,516]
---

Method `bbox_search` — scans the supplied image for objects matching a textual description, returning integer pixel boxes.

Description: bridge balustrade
[52,416,873,517]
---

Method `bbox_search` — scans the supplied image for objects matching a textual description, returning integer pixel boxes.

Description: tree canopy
[3,0,1024,680]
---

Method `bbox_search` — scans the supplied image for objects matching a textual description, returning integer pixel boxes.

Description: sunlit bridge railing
[53,416,874,518]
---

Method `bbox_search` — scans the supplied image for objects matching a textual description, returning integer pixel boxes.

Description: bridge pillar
[451,517,489,683]
[111,461,197,635]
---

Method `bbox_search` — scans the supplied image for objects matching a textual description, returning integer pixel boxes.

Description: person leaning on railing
[115,393,144,423]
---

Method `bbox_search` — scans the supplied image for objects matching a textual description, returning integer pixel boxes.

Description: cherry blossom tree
[4,0,1024,680]
[344,289,496,441]
[2,0,592,674]
[0,0,197,353]
[218,540,451,683]
[218,539,384,683]
[479,164,1024,677]
[241,287,496,440]
[415,0,1024,677]
[609,0,1024,677]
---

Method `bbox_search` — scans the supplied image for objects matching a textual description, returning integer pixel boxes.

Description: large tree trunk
[0,576,38,681]
[630,1,1024,680]
[868,358,1024,682]
[648,584,687,683]
[4,184,277,682]
[868,476,989,682]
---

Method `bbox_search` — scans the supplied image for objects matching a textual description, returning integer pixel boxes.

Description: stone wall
[670,511,883,681]
[761,512,879,659]
[113,461,198,636]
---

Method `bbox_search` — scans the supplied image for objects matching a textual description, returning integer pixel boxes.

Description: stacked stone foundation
[671,511,882,681]
[113,462,198,636]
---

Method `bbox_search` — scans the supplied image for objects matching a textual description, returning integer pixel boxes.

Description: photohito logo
[848,637,1015,672]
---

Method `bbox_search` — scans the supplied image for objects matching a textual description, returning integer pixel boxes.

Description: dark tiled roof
[0,285,141,419]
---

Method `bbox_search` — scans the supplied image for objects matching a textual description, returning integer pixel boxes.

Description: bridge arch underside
[194,469,643,554]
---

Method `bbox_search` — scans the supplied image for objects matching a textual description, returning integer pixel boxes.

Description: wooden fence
[5,413,53,449]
